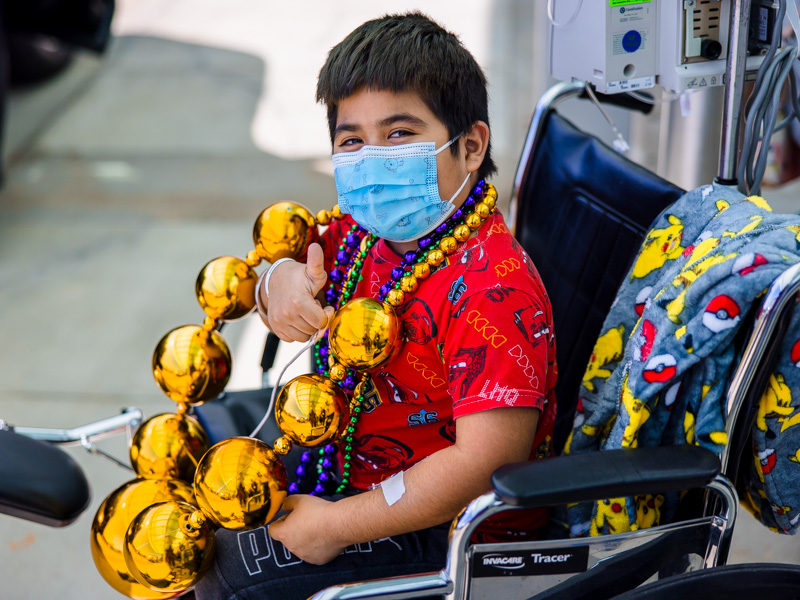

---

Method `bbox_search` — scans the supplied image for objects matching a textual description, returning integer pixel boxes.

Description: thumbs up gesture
[258,243,335,342]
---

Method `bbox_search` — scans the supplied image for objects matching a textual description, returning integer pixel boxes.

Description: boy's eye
[389,129,413,140]
[338,137,363,148]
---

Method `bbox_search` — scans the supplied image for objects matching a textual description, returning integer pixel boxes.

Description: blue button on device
[622,30,641,53]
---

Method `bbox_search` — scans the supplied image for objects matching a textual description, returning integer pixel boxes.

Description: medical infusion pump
[549,0,775,93]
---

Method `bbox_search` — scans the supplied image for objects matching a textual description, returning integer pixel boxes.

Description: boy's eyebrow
[333,113,427,137]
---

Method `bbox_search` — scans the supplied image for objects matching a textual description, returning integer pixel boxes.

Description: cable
[737,0,800,195]
[626,89,681,105]
[249,323,330,439]
[547,0,584,29]
[584,83,630,154]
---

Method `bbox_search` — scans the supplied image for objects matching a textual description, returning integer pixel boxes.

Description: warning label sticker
[610,0,652,6]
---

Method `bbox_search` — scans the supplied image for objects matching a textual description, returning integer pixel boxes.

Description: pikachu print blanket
[565,183,800,536]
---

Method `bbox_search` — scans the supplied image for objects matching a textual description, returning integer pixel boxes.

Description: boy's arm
[268,405,539,564]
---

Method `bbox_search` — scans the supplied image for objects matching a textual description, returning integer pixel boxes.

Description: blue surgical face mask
[331,136,471,242]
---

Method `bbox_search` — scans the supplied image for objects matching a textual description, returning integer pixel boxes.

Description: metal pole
[716,0,752,184]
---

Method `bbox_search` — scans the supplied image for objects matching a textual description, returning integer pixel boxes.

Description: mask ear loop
[434,132,472,205]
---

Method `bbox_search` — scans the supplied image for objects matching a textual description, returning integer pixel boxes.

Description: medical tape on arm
[381,471,406,506]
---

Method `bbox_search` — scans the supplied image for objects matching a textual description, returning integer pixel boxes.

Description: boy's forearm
[325,407,540,548]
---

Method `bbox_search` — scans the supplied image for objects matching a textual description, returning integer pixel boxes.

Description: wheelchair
[191,80,800,599]
[3,80,800,599]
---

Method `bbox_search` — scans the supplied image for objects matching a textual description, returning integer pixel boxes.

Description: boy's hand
[261,243,334,342]
[268,495,345,565]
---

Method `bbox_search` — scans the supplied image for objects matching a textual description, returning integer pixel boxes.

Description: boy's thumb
[305,243,327,293]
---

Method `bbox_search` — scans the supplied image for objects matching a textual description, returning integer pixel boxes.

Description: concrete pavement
[0,1,798,598]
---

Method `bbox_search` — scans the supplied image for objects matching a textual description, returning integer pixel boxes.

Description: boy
[195,12,556,600]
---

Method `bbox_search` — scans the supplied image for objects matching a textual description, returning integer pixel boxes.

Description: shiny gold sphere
[413,262,431,279]
[130,413,209,483]
[484,183,498,200]
[329,297,404,370]
[194,437,287,530]
[426,249,445,266]
[273,436,293,455]
[328,362,347,382]
[245,250,262,267]
[400,276,418,293]
[466,213,483,230]
[475,202,491,219]
[439,236,458,255]
[453,224,471,242]
[90,479,196,600]
[316,209,332,226]
[253,202,319,263]
[483,196,496,210]
[385,288,405,307]
[275,374,349,446]
[152,325,232,406]
[331,205,343,219]
[196,256,257,322]
[124,502,215,593]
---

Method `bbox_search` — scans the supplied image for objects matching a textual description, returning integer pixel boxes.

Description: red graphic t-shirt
[320,210,557,539]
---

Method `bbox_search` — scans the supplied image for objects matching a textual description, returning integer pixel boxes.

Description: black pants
[193,518,450,600]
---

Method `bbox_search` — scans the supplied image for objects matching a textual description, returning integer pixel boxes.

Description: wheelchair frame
[305,78,800,599]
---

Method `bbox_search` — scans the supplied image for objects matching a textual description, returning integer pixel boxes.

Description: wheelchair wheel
[611,563,800,599]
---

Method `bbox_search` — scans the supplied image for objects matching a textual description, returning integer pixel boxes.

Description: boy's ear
[463,121,490,174]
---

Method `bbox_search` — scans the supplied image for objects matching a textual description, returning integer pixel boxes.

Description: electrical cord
[547,0,584,28]
[626,89,681,105]
[737,0,800,195]
[584,83,630,154]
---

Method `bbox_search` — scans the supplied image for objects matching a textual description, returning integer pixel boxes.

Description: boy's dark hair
[316,12,496,180]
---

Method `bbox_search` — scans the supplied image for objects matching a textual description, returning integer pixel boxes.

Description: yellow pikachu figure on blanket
[758,373,794,432]
[621,372,651,447]
[635,494,665,529]
[631,215,685,280]
[583,325,625,393]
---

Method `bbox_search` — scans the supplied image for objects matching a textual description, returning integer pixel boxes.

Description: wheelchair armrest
[0,429,91,526]
[492,445,720,508]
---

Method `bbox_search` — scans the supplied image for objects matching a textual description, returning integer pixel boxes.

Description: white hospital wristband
[263,258,296,298]
[255,258,295,321]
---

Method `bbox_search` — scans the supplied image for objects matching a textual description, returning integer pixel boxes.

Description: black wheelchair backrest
[512,90,684,453]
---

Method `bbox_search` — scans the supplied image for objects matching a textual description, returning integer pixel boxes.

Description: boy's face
[333,88,471,208]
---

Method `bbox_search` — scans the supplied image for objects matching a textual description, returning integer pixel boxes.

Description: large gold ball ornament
[329,298,404,370]
[331,205,343,219]
[400,276,418,293]
[130,413,209,483]
[195,256,257,321]
[273,436,293,455]
[124,502,215,594]
[475,202,491,219]
[194,437,287,530]
[152,325,232,405]
[439,236,457,255]
[328,362,347,382]
[453,224,471,243]
[413,262,431,280]
[484,183,498,200]
[316,209,332,226]
[253,202,319,263]
[483,195,496,210]
[466,213,483,229]
[90,479,196,599]
[275,374,350,446]
[426,249,445,266]
[385,288,405,307]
